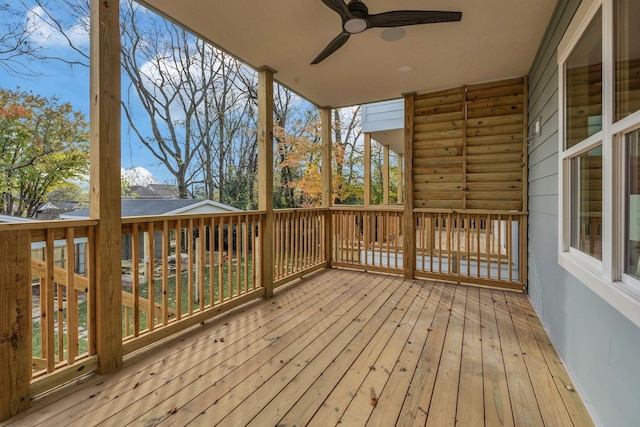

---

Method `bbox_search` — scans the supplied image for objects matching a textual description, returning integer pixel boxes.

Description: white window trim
[557,0,640,328]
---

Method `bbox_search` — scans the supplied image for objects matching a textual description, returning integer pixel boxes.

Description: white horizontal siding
[361,99,404,133]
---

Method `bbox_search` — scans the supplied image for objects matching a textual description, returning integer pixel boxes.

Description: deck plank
[455,286,484,427]
[504,292,574,426]
[326,278,431,426]
[492,290,544,426]
[2,269,594,427]
[245,275,411,427]
[480,288,514,427]
[395,283,456,426]
[514,294,595,427]
[366,280,444,426]
[214,274,407,426]
[135,270,389,426]
[9,269,356,427]
[50,270,359,426]
[302,281,443,427]
[425,285,467,427]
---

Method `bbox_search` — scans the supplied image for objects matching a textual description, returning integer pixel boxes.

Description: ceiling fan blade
[320,0,351,20]
[368,10,462,28]
[311,32,351,65]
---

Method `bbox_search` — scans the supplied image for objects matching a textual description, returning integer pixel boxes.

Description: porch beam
[0,231,31,421]
[364,133,371,206]
[321,107,333,266]
[258,67,275,297]
[89,0,122,374]
[403,93,415,279]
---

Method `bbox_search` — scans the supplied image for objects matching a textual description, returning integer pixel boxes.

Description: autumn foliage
[0,88,89,217]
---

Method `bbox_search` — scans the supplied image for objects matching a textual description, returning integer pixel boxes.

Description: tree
[0,2,42,76]
[275,107,364,207]
[16,0,366,210]
[0,88,88,217]
[28,0,261,204]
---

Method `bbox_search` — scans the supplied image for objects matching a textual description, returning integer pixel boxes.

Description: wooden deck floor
[3,269,593,427]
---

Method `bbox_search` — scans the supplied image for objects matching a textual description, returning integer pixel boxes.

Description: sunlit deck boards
[4,269,592,427]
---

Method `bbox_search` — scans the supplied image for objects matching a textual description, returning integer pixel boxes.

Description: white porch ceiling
[139,0,557,108]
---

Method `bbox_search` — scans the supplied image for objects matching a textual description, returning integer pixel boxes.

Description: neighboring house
[0,215,87,274]
[123,184,181,199]
[61,199,241,261]
[0,214,35,224]
[35,201,83,220]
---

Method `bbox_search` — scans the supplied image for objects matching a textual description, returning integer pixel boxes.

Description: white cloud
[25,5,89,51]
[122,167,157,186]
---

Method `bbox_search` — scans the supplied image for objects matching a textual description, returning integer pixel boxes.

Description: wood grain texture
[413,78,527,212]
[0,231,31,421]
[3,270,594,427]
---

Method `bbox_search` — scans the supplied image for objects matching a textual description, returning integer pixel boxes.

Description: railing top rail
[274,207,329,214]
[330,205,404,212]
[0,219,99,233]
[121,210,267,224]
[413,208,528,216]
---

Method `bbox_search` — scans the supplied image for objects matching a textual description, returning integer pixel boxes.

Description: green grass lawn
[31,258,253,365]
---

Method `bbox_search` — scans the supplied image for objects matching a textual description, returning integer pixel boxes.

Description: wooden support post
[321,107,333,267]
[397,153,403,204]
[364,133,371,206]
[0,231,31,421]
[258,67,275,297]
[383,144,390,205]
[522,77,529,291]
[90,0,122,374]
[403,93,416,279]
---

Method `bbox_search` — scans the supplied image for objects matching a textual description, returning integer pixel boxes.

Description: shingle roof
[62,199,239,218]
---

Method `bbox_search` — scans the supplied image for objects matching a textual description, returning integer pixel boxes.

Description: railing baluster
[508,215,513,283]
[218,217,224,301]
[207,217,216,307]
[45,228,55,372]
[187,219,194,315]
[66,228,78,363]
[227,215,234,299]
[174,220,182,318]
[235,216,241,297]
[57,282,64,362]
[132,223,140,336]
[497,215,502,282]
[198,219,206,311]
[147,221,155,330]
[162,220,169,324]
[243,216,249,295]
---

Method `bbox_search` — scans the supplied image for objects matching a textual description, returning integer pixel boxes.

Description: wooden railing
[0,204,529,417]
[120,212,264,354]
[273,208,327,287]
[330,206,404,274]
[0,220,99,398]
[413,209,527,291]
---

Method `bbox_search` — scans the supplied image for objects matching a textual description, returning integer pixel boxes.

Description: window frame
[557,0,640,327]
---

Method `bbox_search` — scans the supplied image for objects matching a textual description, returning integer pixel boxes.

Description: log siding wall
[413,78,527,211]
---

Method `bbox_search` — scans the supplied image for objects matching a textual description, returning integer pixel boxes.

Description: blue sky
[3,61,169,184]
[1,2,170,185]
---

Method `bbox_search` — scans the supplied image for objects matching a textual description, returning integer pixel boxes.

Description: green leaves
[0,88,89,217]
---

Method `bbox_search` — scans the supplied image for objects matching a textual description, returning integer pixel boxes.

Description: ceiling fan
[312,0,462,64]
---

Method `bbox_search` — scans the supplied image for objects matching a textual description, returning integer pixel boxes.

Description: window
[615,0,640,121]
[571,146,602,260]
[625,130,640,280]
[562,6,603,263]
[565,9,602,149]
[559,0,640,322]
